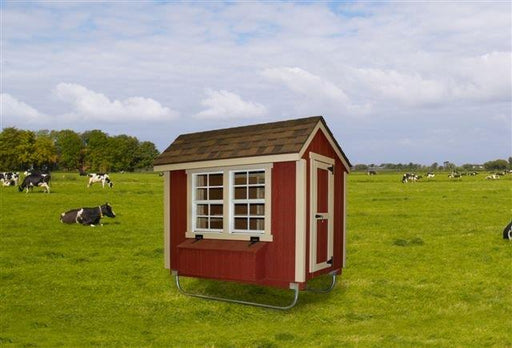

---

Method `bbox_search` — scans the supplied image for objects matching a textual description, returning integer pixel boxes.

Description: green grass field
[1,171,511,347]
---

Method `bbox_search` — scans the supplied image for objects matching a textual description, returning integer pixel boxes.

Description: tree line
[354,158,512,172]
[0,127,160,172]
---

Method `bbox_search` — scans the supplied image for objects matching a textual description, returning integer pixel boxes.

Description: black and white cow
[448,172,461,179]
[1,172,19,186]
[402,173,419,183]
[18,173,51,193]
[60,203,116,226]
[485,174,500,180]
[426,172,435,179]
[503,221,512,240]
[87,173,113,188]
[367,170,377,175]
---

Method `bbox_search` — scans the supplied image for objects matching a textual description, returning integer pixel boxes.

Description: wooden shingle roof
[154,116,350,167]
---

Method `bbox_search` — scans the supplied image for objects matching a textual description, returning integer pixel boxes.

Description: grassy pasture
[0,171,510,347]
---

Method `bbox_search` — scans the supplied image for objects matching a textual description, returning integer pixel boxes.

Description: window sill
[185,231,273,242]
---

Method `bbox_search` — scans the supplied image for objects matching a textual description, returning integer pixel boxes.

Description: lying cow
[60,203,116,226]
[87,173,113,188]
[18,173,51,193]
[485,174,500,180]
[1,172,19,186]
[504,221,512,240]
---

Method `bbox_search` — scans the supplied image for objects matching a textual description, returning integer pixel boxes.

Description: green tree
[82,130,109,172]
[483,159,508,171]
[33,134,57,169]
[55,130,84,171]
[134,141,160,170]
[0,127,36,170]
[108,134,139,171]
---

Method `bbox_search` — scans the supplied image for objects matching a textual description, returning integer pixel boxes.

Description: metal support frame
[173,270,337,310]
[305,270,337,293]
[173,271,299,310]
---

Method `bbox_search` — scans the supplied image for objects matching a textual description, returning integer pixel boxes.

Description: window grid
[193,172,223,232]
[232,170,265,233]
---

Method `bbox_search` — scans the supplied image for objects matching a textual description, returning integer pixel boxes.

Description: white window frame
[191,171,224,233]
[186,163,273,242]
[230,169,266,234]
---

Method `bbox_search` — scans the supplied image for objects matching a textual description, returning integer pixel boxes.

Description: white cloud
[194,89,266,120]
[262,67,370,115]
[1,93,47,123]
[353,68,447,106]
[54,83,179,121]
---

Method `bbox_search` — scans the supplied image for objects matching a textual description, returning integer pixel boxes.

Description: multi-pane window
[193,172,223,231]
[189,165,271,240]
[232,170,265,233]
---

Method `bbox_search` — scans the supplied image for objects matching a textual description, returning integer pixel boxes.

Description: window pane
[209,173,223,186]
[197,204,208,215]
[249,171,265,184]
[210,204,223,216]
[249,186,265,199]
[234,204,248,215]
[209,188,223,200]
[234,172,247,185]
[249,218,265,230]
[210,218,223,229]
[234,187,247,199]
[234,218,248,230]
[249,204,264,216]
[196,217,208,229]
[196,188,207,200]
[196,174,207,187]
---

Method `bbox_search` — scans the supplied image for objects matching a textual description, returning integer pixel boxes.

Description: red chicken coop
[154,116,351,309]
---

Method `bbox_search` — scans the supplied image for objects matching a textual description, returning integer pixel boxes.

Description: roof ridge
[178,115,323,138]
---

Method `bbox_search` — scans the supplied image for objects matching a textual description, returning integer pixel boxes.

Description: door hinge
[327,257,333,265]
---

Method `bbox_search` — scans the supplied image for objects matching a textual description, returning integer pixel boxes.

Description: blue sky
[1,1,511,165]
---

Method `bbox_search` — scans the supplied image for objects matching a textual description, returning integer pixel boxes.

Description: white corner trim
[295,159,307,283]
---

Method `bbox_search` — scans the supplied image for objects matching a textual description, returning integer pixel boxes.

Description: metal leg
[305,270,337,293]
[173,271,299,310]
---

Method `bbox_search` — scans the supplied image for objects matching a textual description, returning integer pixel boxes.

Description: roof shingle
[154,116,348,166]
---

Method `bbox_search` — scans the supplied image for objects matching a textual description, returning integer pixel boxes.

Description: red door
[309,154,334,273]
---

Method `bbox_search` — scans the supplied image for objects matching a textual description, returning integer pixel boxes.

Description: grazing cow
[503,221,512,240]
[426,172,435,179]
[469,172,478,176]
[1,172,19,186]
[60,203,116,226]
[448,172,461,179]
[367,170,377,175]
[401,173,419,183]
[87,173,113,188]
[18,173,51,193]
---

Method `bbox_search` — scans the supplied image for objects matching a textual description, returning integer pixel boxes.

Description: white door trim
[309,152,334,273]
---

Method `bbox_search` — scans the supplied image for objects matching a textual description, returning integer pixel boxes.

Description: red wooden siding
[265,161,296,287]
[169,170,188,271]
[303,129,347,280]
[177,239,267,282]
[170,162,297,289]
